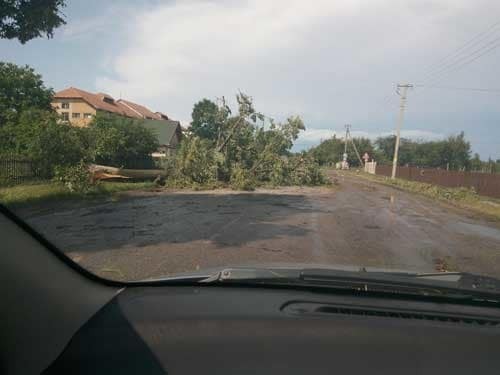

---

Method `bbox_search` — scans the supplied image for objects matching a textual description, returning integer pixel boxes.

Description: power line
[419,20,500,79]
[420,36,500,84]
[414,84,500,93]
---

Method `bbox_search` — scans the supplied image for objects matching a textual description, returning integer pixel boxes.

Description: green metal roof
[140,119,181,146]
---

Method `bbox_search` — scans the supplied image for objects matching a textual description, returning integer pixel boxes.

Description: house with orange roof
[52,87,182,156]
[51,87,172,126]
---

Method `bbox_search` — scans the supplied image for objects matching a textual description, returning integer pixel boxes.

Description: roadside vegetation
[310,132,500,173]
[166,93,327,190]
[0,62,327,207]
[0,181,154,207]
[350,171,500,221]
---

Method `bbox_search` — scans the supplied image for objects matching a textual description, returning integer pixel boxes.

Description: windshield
[1,1,500,288]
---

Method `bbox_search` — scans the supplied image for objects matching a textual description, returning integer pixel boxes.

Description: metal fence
[375,165,500,199]
[0,156,40,185]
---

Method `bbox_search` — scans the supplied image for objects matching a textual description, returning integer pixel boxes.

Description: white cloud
[95,0,500,157]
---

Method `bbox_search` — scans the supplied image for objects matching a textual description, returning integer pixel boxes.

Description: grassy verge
[0,181,155,207]
[345,170,500,221]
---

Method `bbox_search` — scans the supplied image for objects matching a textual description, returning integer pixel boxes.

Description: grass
[0,181,155,207]
[346,170,500,221]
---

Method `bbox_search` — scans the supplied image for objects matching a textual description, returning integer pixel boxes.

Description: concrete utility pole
[342,124,363,168]
[344,124,349,156]
[391,83,413,179]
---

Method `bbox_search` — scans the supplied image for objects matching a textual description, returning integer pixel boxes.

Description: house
[51,87,182,156]
[143,120,183,157]
[51,87,175,126]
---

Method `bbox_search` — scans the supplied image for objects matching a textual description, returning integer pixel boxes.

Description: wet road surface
[22,174,500,281]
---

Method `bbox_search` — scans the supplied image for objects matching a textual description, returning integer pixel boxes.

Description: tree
[175,92,325,188]
[190,99,226,141]
[470,153,482,172]
[0,0,66,43]
[88,113,160,168]
[1,109,87,176]
[441,132,471,170]
[309,135,344,166]
[0,62,54,125]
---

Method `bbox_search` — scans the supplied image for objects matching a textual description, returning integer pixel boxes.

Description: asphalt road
[21,173,500,281]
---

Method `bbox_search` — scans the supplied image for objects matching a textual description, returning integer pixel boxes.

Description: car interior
[2,205,500,375]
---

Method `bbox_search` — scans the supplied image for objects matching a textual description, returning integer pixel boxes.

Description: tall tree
[0,62,54,125]
[441,132,471,170]
[0,0,66,43]
[190,99,226,141]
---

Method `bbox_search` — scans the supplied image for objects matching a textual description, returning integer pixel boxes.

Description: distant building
[52,87,175,126]
[51,87,182,156]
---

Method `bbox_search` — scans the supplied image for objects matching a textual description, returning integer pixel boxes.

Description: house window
[61,112,69,121]
[83,113,93,119]
[61,102,70,109]
[72,113,81,119]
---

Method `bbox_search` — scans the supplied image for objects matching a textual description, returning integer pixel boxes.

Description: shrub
[175,136,217,185]
[88,113,159,168]
[230,164,256,191]
[53,161,94,193]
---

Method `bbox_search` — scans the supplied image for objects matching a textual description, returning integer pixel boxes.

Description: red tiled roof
[117,99,162,120]
[53,87,161,120]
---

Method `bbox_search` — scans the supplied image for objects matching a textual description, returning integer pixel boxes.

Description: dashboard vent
[283,302,500,326]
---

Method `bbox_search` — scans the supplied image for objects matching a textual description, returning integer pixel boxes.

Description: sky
[1,0,499,159]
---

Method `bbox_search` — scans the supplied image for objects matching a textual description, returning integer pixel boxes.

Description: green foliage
[1,110,161,179]
[312,132,475,172]
[310,135,373,167]
[0,181,154,207]
[0,62,54,125]
[290,154,328,186]
[87,113,160,168]
[373,133,471,170]
[174,93,327,190]
[168,136,217,186]
[190,98,227,141]
[230,164,256,191]
[53,160,93,193]
[1,109,87,176]
[0,0,66,43]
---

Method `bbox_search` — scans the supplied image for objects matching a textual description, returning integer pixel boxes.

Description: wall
[51,99,96,127]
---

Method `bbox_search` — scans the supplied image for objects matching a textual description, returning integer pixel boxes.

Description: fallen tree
[169,92,328,190]
[89,164,166,181]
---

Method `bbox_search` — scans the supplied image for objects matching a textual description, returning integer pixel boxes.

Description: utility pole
[342,124,363,168]
[344,124,349,155]
[391,83,413,179]
[342,124,349,169]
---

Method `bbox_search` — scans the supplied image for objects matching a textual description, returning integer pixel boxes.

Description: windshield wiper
[203,267,500,303]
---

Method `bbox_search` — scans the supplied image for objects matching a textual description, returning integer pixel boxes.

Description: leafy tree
[0,0,66,43]
[0,62,54,125]
[87,113,160,168]
[309,135,344,166]
[441,132,471,170]
[1,109,87,176]
[470,153,482,171]
[190,98,227,141]
[177,92,325,188]
[310,136,374,167]
[373,132,472,170]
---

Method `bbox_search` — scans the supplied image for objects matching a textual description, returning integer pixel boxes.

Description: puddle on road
[450,221,500,242]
